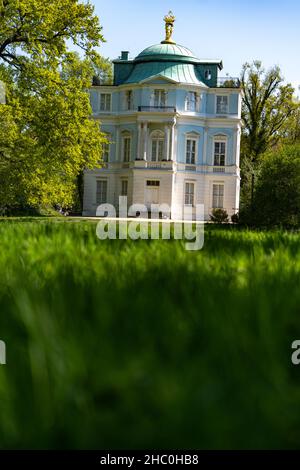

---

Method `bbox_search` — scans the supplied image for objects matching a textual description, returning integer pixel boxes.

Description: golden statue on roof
[161,11,176,44]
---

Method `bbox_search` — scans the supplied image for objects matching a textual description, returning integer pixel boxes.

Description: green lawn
[0,219,299,449]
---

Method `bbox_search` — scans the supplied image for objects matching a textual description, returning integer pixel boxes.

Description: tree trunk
[77,171,84,212]
[251,172,255,213]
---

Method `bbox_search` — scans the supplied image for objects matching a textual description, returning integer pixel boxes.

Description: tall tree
[241,61,296,161]
[240,61,297,209]
[0,0,110,211]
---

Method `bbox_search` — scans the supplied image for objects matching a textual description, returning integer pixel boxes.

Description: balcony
[134,160,174,170]
[177,163,239,175]
[216,77,240,88]
[213,166,225,173]
[185,164,196,172]
[138,106,177,113]
[91,161,239,176]
[102,160,174,170]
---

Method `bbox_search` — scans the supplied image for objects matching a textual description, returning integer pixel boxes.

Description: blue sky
[90,0,300,92]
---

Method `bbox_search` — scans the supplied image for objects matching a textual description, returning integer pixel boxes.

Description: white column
[137,123,142,160]
[116,127,120,162]
[165,125,170,160]
[203,126,208,165]
[170,120,176,161]
[236,126,241,168]
[143,122,148,161]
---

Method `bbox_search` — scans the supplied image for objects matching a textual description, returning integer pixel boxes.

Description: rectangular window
[151,139,164,161]
[154,90,166,107]
[146,180,160,187]
[126,90,133,110]
[212,184,224,208]
[185,182,195,206]
[121,180,128,196]
[102,139,110,162]
[100,93,111,111]
[214,141,226,166]
[186,92,198,111]
[186,139,196,164]
[123,137,131,162]
[96,180,108,205]
[216,95,228,114]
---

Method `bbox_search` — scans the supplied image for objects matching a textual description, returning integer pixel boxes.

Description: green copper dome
[124,61,206,86]
[135,43,199,64]
[122,42,207,86]
[113,14,223,86]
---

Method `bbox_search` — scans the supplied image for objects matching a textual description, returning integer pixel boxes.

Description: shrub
[231,212,239,224]
[210,208,229,223]
[251,144,300,227]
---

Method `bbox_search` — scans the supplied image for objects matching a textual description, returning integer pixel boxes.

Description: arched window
[205,69,212,80]
[151,130,165,161]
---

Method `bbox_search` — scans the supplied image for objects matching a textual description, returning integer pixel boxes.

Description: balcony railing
[134,160,174,170]
[216,77,241,88]
[103,161,174,170]
[138,106,177,113]
[93,161,239,175]
[177,163,239,175]
[185,165,196,172]
[213,166,225,173]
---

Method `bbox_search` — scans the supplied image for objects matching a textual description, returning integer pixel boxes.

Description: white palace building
[83,13,241,220]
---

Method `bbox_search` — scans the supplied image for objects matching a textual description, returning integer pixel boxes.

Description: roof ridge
[137,43,196,60]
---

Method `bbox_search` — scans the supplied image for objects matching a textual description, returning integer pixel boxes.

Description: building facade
[83,13,241,220]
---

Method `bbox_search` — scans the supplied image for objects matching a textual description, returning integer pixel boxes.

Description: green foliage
[249,144,300,227]
[210,208,229,223]
[0,1,103,65]
[0,221,300,448]
[0,1,110,209]
[240,61,299,214]
[279,103,300,145]
[241,61,297,162]
[92,57,113,85]
[231,212,239,224]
